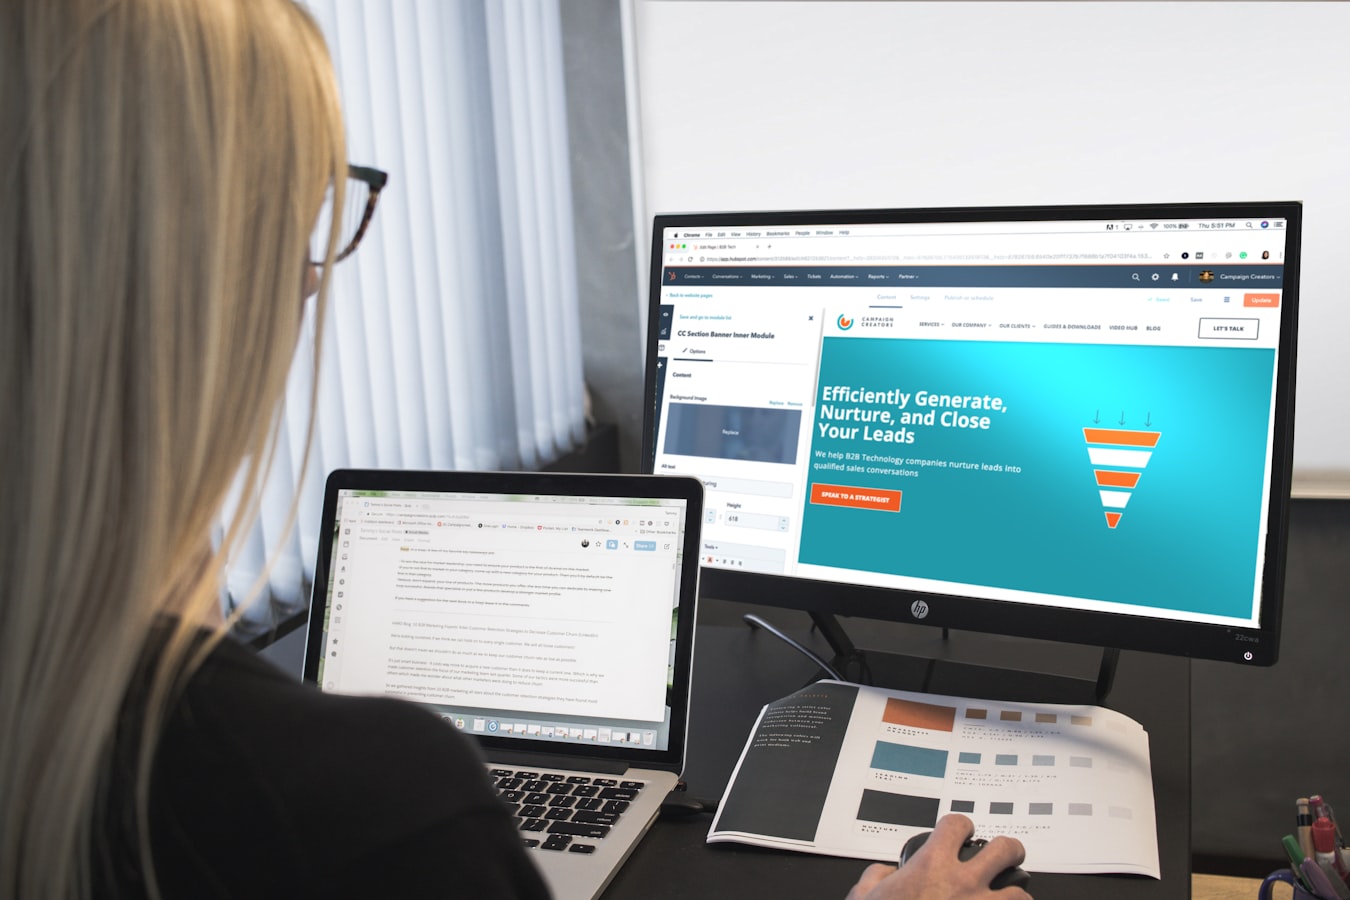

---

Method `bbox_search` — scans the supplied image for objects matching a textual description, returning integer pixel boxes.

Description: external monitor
[641,202,1299,678]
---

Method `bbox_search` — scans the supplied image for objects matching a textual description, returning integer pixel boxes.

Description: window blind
[225,0,585,633]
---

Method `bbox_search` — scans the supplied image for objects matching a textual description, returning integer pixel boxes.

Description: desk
[606,621,1191,899]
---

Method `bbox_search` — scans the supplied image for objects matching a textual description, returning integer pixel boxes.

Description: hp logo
[910,600,930,620]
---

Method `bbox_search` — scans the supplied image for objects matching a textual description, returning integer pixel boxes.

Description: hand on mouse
[844,814,1032,900]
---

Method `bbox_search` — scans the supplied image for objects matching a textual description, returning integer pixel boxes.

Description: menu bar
[662,264,1284,290]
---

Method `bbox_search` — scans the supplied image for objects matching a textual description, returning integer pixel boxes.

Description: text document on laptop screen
[647,208,1293,638]
[312,487,692,752]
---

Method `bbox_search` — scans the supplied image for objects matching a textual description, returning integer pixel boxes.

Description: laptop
[302,469,703,899]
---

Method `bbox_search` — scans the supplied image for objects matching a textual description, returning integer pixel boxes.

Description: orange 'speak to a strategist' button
[810,482,902,512]
[1243,292,1280,308]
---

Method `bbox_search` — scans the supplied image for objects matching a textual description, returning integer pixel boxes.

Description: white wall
[628,1,1350,495]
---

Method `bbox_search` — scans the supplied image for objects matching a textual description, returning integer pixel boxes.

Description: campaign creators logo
[837,314,854,330]
[859,316,894,329]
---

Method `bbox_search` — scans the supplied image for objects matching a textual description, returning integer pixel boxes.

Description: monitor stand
[747,611,1121,706]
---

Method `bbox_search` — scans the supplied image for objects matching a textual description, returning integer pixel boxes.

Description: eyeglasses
[309,164,388,265]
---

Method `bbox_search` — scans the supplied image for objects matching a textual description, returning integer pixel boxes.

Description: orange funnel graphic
[1083,427,1161,528]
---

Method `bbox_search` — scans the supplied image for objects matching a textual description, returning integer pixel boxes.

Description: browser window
[650,216,1288,628]
[316,489,688,746]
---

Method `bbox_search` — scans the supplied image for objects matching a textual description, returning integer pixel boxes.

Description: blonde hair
[0,0,346,896]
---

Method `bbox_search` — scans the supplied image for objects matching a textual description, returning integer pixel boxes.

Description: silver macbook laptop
[302,469,703,899]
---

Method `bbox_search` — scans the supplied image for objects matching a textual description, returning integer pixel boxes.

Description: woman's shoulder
[143,635,542,898]
[164,634,496,819]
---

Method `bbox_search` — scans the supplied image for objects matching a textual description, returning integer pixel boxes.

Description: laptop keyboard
[489,769,645,854]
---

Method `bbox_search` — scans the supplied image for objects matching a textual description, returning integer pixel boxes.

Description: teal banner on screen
[801,338,1276,619]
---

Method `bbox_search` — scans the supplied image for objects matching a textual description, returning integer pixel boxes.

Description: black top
[98,632,550,899]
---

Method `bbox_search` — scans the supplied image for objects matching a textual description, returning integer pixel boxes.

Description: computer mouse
[658,790,714,818]
[899,831,1032,892]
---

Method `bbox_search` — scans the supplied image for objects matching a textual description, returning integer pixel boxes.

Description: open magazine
[708,680,1160,878]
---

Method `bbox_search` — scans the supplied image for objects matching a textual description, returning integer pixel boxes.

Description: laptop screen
[304,471,701,760]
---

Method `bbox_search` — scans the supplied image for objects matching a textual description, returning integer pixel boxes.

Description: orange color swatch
[883,697,956,732]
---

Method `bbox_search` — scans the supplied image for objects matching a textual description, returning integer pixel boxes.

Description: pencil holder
[1260,868,1322,900]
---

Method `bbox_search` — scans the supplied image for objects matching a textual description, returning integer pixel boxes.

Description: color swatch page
[708,680,1159,877]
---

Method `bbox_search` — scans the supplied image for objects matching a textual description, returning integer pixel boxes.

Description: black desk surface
[605,621,1191,899]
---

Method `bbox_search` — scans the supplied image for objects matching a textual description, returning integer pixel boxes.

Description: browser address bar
[689,250,1158,264]
[667,234,1161,265]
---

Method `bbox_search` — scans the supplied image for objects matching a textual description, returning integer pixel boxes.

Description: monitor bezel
[640,201,1300,667]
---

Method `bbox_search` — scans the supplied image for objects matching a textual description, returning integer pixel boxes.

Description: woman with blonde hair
[0,1,547,896]
[1,1,1028,897]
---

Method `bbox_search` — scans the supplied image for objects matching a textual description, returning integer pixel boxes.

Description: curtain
[224,0,586,634]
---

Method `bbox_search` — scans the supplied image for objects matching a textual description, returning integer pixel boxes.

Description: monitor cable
[742,613,847,682]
